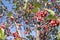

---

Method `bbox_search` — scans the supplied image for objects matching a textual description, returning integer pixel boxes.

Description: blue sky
[2,0,13,11]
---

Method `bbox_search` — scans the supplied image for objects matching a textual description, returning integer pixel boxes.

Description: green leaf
[31,8,38,13]
[46,14,57,20]
[7,12,12,17]
[33,3,42,8]
[0,29,2,38]
[44,8,55,16]
[0,29,5,40]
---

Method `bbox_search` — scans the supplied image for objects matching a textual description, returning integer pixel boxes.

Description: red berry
[49,20,57,27]
[25,20,28,24]
[24,31,28,34]
[44,25,48,31]
[1,25,5,29]
[40,10,47,17]
[40,11,44,17]
[44,11,47,14]
[13,32,18,37]
[38,16,44,22]
[10,16,14,21]
[36,10,47,17]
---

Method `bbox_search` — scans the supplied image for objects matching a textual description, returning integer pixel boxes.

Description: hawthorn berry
[25,20,28,24]
[49,20,58,27]
[13,32,19,37]
[1,25,6,29]
[10,16,14,21]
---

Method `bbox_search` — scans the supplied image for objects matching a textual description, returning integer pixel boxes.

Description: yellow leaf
[0,28,5,40]
[44,8,55,16]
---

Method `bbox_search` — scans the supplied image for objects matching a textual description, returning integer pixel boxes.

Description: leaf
[33,3,42,8]
[0,29,5,40]
[45,14,57,20]
[0,29,2,38]
[44,8,55,16]
[31,8,38,13]
[7,12,12,17]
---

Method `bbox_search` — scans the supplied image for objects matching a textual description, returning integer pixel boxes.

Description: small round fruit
[10,16,14,21]
[1,25,5,29]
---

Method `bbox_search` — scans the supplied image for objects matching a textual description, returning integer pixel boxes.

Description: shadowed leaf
[7,12,12,17]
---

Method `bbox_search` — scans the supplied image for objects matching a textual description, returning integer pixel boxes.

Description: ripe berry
[13,32,19,37]
[1,25,6,29]
[36,10,48,17]
[44,25,48,31]
[38,16,44,22]
[10,16,14,21]
[49,20,57,27]
[25,20,28,24]
[40,11,47,17]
